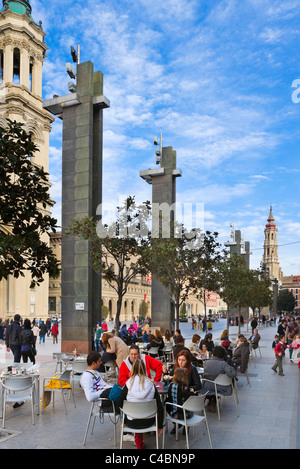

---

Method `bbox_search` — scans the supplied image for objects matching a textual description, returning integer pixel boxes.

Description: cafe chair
[83,398,119,446]
[119,399,159,449]
[144,346,159,358]
[42,369,75,415]
[162,344,174,362]
[202,373,239,421]
[102,361,119,383]
[53,353,70,374]
[164,394,213,449]
[2,376,36,428]
[71,361,88,389]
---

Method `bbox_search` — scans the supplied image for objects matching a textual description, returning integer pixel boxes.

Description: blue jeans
[10,346,21,363]
[39,334,45,343]
[94,339,103,352]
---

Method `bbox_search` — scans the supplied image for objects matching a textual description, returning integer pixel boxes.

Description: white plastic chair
[253,343,262,358]
[53,353,70,373]
[119,399,159,449]
[42,369,75,415]
[202,373,239,421]
[164,394,213,449]
[71,361,87,389]
[1,376,36,428]
[102,361,119,383]
[145,347,159,358]
[83,398,119,446]
[162,344,174,362]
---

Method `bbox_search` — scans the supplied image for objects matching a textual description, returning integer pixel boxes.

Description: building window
[29,57,34,91]
[49,296,56,311]
[13,48,20,85]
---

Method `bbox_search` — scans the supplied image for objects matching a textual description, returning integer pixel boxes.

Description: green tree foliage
[0,120,60,287]
[189,231,222,318]
[217,253,251,331]
[245,269,273,318]
[66,196,151,332]
[277,289,296,313]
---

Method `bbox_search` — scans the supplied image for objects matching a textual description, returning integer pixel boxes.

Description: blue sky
[31,0,300,276]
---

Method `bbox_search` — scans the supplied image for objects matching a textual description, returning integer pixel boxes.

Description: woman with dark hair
[20,319,36,364]
[163,349,201,393]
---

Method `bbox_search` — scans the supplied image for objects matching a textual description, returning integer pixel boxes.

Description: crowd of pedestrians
[0,314,60,365]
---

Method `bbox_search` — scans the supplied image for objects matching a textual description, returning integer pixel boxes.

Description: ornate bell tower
[262,206,283,282]
[0,0,54,318]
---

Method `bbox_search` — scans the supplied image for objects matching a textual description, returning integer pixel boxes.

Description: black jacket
[5,321,22,348]
[20,329,35,348]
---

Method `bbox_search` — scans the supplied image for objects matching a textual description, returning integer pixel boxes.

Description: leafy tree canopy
[0,120,60,287]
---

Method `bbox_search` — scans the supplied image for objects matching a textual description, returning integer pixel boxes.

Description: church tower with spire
[0,0,54,318]
[262,207,283,283]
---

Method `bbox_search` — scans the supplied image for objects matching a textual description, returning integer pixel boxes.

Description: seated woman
[188,334,200,355]
[200,333,214,353]
[220,329,229,341]
[201,346,237,412]
[163,329,175,346]
[146,329,164,356]
[232,336,250,373]
[142,328,151,344]
[119,324,131,345]
[162,349,202,394]
[116,358,164,449]
[199,343,210,360]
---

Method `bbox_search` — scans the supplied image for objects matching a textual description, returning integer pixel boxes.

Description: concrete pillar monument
[43,60,110,353]
[140,135,182,332]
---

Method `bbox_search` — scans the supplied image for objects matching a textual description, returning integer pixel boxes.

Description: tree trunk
[175,302,180,331]
[115,297,123,336]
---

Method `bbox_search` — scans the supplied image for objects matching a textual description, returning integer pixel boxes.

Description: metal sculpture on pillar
[43,46,110,353]
[140,134,182,332]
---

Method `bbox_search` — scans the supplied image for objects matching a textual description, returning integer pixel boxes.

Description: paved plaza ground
[0,318,299,453]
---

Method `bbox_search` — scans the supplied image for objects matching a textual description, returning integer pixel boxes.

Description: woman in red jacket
[51,321,59,344]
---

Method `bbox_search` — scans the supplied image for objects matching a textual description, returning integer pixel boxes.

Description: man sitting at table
[118,344,163,386]
[248,329,261,350]
[80,351,113,405]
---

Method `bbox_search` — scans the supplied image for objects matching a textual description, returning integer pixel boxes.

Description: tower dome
[1,1,33,19]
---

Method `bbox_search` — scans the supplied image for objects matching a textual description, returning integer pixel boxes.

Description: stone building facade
[0,0,54,320]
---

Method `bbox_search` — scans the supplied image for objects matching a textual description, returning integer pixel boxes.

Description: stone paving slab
[0,319,298,452]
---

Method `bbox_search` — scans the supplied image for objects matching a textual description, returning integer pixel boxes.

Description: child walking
[271,335,287,376]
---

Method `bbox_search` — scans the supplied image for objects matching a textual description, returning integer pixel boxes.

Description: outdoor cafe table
[155,381,168,403]
[0,368,40,418]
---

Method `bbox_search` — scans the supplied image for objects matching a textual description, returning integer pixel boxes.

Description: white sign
[75,303,85,310]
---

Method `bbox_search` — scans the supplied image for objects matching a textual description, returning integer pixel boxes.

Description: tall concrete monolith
[43,61,110,353]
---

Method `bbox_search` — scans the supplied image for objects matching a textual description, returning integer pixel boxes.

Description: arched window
[29,57,34,91]
[13,48,20,85]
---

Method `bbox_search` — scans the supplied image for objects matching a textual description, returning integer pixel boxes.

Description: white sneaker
[123,434,135,442]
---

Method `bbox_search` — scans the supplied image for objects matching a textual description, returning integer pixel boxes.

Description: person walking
[39,321,47,344]
[51,321,59,344]
[20,319,36,364]
[32,322,39,346]
[271,335,287,376]
[251,317,258,334]
[5,314,22,362]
